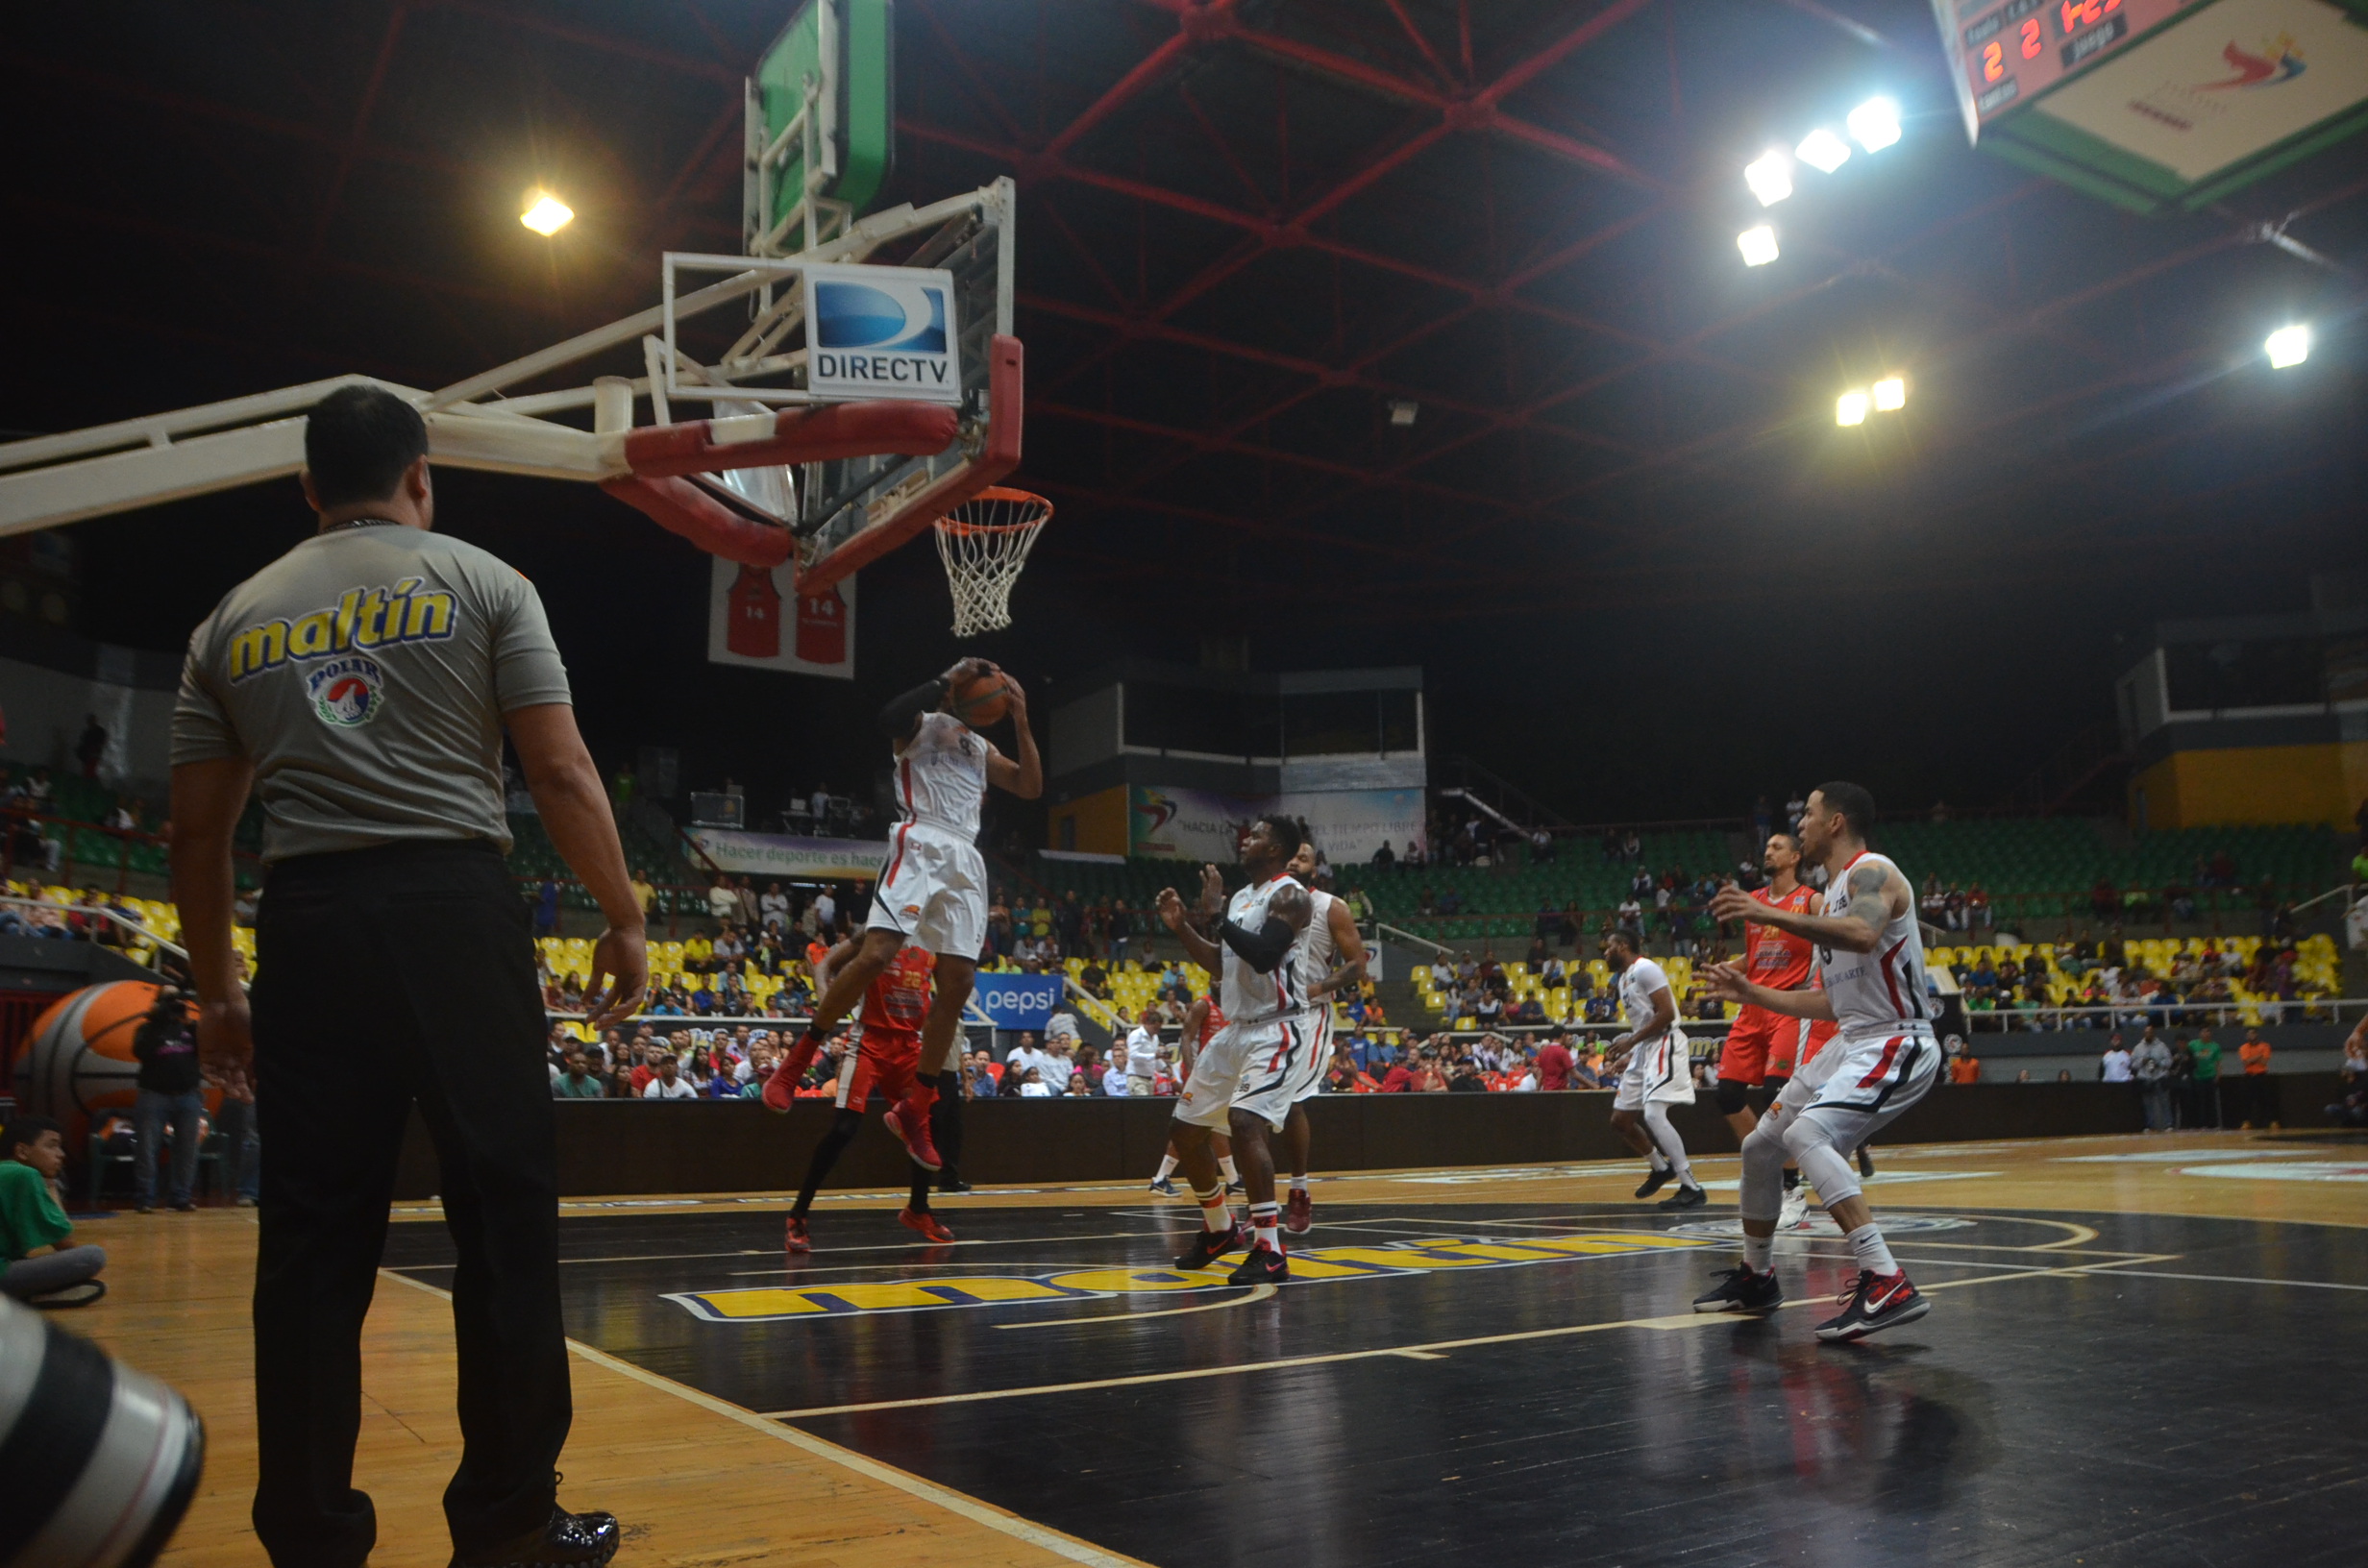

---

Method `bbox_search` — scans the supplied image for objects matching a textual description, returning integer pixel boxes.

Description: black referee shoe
[450,1507,620,1567]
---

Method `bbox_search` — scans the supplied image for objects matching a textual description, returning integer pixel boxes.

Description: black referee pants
[249,841,569,1568]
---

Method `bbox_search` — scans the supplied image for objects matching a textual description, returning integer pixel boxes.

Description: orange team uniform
[834,946,935,1111]
[1719,882,1838,1086]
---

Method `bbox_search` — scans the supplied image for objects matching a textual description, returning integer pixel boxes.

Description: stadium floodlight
[1847,98,1902,152]
[1837,390,1869,426]
[520,192,575,235]
[1872,376,1906,411]
[1795,128,1851,173]
[1745,150,1793,207]
[2265,324,2310,369]
[1738,225,1780,267]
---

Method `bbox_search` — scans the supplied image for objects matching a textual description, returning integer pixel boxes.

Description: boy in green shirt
[1,1115,108,1306]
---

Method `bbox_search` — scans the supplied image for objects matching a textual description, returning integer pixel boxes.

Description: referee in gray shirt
[170,386,644,1568]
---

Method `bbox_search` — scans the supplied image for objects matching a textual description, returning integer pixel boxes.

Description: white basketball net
[933,489,1050,637]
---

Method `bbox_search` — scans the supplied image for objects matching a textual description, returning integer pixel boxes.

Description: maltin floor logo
[664,1231,1713,1323]
[803,262,963,404]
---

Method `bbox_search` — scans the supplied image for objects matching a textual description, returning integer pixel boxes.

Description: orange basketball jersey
[859,946,935,1040]
[1745,883,1817,992]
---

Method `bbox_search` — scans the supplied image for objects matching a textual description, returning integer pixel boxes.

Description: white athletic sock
[1742,1233,1774,1273]
[1249,1201,1282,1253]
[1845,1222,1899,1277]
[1154,1154,1178,1181]
[1195,1185,1232,1232]
[1288,1174,1308,1194]
[1646,1147,1669,1172]
[1219,1155,1240,1184]
[1642,1105,1693,1185]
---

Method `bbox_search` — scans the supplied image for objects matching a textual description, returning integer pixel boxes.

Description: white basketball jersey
[891,711,988,837]
[1289,888,1338,1012]
[1221,873,1304,1022]
[1617,957,1671,1039]
[1815,850,1931,1034]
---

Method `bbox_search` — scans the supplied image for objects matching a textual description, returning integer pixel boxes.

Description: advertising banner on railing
[686,830,888,882]
[970,972,1066,1032]
[1128,785,1424,864]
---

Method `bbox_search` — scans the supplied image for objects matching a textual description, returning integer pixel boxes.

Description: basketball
[11,980,210,1150]
[952,669,1013,725]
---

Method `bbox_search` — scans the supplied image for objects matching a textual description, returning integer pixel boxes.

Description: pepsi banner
[969,973,1065,1032]
[802,262,965,404]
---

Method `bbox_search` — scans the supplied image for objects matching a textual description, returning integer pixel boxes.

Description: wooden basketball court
[67,1128,2366,1567]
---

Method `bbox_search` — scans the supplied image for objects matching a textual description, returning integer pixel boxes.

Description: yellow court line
[997,1282,1278,1329]
[378,1270,1148,1568]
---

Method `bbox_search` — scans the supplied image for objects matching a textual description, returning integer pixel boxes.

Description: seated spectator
[644,1054,700,1099]
[2,1116,107,1306]
[553,1051,604,1098]
[1016,1067,1052,1097]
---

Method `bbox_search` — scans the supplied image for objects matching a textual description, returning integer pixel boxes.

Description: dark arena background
[2,3,2365,1566]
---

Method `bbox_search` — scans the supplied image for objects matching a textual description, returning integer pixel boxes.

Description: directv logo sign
[802,262,964,405]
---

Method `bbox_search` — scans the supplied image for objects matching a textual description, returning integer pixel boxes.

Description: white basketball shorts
[1787,1026,1938,1148]
[1173,1017,1274,1132]
[1612,1028,1694,1111]
[865,822,986,960]
[1233,1009,1329,1131]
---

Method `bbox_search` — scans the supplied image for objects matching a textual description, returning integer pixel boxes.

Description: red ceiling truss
[4,0,2361,610]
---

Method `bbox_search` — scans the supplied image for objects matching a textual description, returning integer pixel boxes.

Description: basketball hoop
[933,487,1050,636]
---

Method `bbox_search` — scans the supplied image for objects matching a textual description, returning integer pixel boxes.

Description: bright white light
[1837,390,1869,427]
[1796,128,1852,173]
[520,192,574,235]
[1872,376,1906,411]
[1738,225,1780,267]
[2265,324,2310,369]
[1745,150,1793,207]
[1388,399,1419,427]
[1847,97,1902,152]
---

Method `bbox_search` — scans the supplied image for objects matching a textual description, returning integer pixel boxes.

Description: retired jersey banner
[970,973,1065,1031]
[1128,786,1424,865]
[707,555,855,679]
[687,830,886,882]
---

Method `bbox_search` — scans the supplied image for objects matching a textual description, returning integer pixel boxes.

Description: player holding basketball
[1157,814,1313,1284]
[781,937,953,1250]
[1277,839,1367,1235]
[1599,928,1707,1211]
[764,657,1040,1175]
[1693,782,1941,1341]
[1715,832,1835,1230]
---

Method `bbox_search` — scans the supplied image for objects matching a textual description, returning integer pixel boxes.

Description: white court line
[390,1229,1171,1273]
[997,1283,1278,1329]
[379,1270,1147,1568]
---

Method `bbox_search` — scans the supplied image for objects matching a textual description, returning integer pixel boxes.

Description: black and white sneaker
[1227,1243,1289,1286]
[1692,1264,1784,1314]
[1173,1221,1245,1270]
[1814,1269,1929,1342]
[1634,1165,1676,1200]
[1657,1183,1708,1212]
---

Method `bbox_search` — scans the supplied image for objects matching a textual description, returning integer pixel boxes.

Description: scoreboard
[1933,0,2368,210]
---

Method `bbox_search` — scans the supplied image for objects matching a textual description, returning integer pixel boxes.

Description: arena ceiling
[8,0,2366,810]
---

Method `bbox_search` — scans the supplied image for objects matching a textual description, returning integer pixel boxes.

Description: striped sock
[1195,1185,1232,1232]
[1250,1201,1281,1253]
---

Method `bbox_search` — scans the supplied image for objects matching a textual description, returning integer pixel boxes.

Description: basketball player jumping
[1599,928,1707,1211]
[1277,839,1367,1235]
[764,657,1040,1175]
[1715,832,1836,1231]
[1156,814,1314,1285]
[781,937,954,1251]
[1693,782,1941,1341]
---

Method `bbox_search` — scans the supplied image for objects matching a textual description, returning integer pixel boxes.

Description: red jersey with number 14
[1745,883,1817,991]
